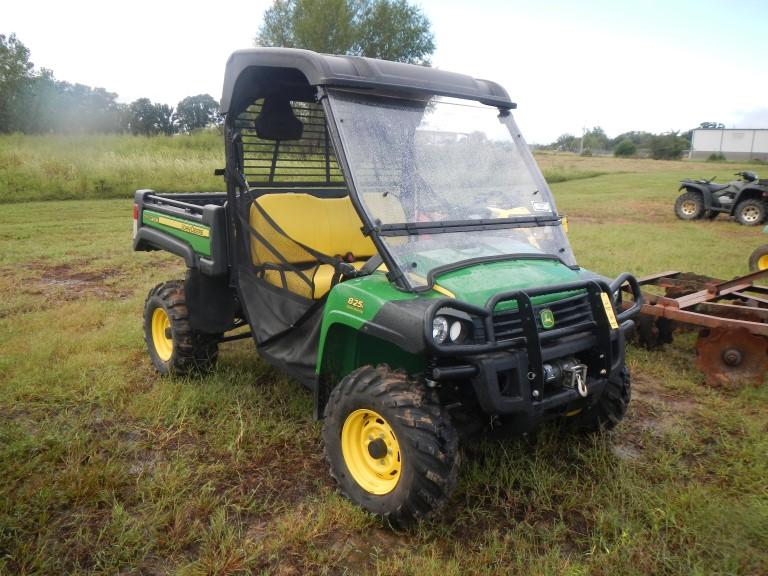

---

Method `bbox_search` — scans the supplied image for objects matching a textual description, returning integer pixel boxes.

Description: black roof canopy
[220,48,515,115]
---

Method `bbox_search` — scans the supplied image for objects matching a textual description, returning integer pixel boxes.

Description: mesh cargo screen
[235,100,346,185]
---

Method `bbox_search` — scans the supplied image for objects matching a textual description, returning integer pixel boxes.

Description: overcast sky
[5,0,768,143]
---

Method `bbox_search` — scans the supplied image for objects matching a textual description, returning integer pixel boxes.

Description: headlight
[449,320,464,343]
[432,316,449,344]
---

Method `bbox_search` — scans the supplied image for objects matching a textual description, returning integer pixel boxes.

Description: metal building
[689,128,768,161]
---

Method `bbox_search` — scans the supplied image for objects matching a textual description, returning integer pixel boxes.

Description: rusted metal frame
[705,268,768,294]
[639,303,768,336]
[744,284,768,295]
[635,271,681,285]
[661,283,755,309]
[636,269,768,295]
[731,282,768,296]
[695,301,768,320]
[732,291,768,305]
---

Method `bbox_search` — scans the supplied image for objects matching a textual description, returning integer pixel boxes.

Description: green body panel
[434,259,585,311]
[316,258,599,378]
[320,325,426,383]
[317,271,431,376]
[142,210,212,257]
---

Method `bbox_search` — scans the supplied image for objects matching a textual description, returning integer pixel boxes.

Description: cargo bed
[133,190,229,276]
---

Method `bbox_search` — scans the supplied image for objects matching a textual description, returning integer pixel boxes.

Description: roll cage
[221,48,558,295]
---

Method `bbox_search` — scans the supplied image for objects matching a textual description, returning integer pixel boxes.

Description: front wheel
[749,244,768,272]
[735,199,767,226]
[674,190,705,220]
[571,368,631,432]
[322,365,460,526]
[143,280,219,375]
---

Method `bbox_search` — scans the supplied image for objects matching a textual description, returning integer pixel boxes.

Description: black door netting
[232,97,352,388]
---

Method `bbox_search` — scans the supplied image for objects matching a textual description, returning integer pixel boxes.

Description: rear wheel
[674,191,705,220]
[143,280,218,375]
[749,244,768,272]
[572,368,631,432]
[322,365,460,526]
[735,199,767,226]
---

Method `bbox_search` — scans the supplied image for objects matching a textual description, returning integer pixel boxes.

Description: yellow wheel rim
[341,409,402,495]
[151,307,173,362]
[759,255,768,271]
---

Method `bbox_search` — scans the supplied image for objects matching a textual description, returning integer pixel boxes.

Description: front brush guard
[423,273,642,396]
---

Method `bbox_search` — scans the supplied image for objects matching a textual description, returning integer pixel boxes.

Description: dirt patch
[324,528,407,571]
[26,261,132,300]
[612,372,703,460]
[631,372,700,416]
[238,439,331,506]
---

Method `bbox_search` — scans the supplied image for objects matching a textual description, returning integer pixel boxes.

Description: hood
[433,258,584,309]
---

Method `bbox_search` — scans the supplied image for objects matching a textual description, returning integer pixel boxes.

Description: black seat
[707,183,730,193]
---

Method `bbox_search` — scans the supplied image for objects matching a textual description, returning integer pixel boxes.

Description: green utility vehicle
[134,48,642,524]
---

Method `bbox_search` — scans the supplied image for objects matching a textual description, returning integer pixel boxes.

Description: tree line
[542,122,725,160]
[0,34,220,136]
[1,1,434,137]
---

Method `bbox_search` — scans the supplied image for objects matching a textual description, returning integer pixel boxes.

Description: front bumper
[425,274,641,417]
[464,321,629,417]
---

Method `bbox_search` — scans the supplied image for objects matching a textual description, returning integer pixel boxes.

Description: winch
[542,357,589,397]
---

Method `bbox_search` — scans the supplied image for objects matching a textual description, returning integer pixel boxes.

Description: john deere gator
[133,48,642,524]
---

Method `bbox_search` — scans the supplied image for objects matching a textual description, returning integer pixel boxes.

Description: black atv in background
[674,171,768,225]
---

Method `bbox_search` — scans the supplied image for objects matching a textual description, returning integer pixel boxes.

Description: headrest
[254,97,303,141]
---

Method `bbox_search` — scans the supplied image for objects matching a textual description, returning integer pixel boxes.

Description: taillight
[133,203,139,238]
[133,203,139,220]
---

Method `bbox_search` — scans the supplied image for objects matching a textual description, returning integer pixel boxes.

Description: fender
[732,185,768,214]
[678,181,714,210]
[314,310,429,419]
[134,226,198,268]
[317,298,431,377]
[314,277,435,418]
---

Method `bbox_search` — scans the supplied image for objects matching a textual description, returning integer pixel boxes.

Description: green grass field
[1,141,767,575]
[0,132,225,203]
[2,132,739,204]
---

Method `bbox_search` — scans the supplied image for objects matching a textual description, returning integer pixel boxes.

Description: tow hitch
[564,364,589,397]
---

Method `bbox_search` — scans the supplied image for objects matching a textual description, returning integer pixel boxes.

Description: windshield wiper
[377,215,561,236]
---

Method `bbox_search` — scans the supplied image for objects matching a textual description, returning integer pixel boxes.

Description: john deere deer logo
[540,309,555,329]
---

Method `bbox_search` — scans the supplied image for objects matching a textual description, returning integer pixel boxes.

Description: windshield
[327,91,576,288]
